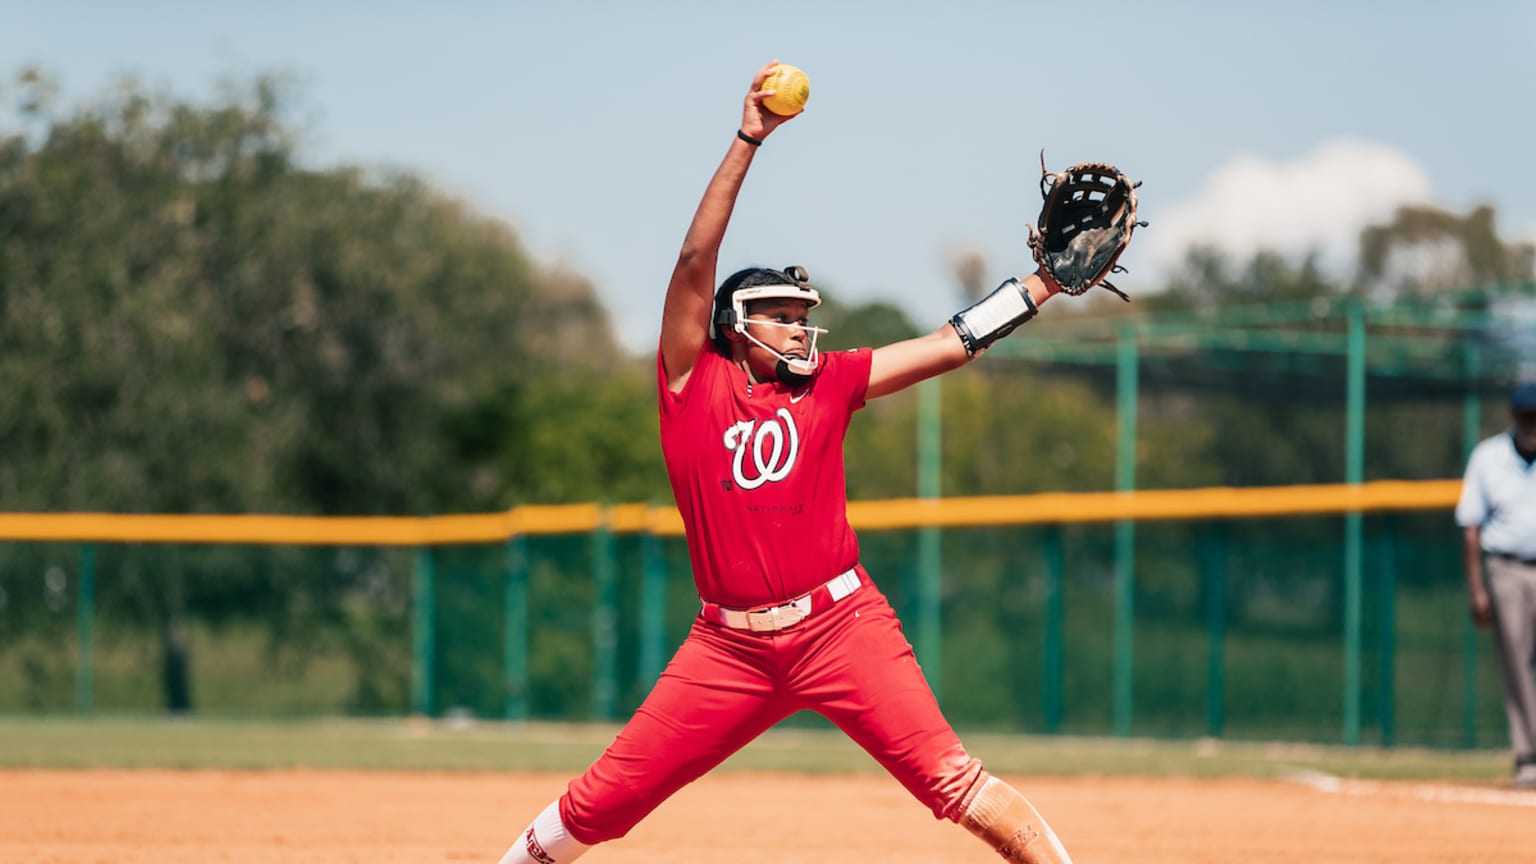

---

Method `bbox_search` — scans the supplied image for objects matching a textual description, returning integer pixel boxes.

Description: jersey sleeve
[818,347,873,413]
[657,339,718,418]
[1454,442,1489,527]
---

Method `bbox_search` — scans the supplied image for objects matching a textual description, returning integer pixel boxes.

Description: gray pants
[1485,556,1536,762]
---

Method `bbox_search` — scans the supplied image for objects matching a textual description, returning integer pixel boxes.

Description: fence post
[1042,525,1064,734]
[504,534,530,721]
[591,511,619,721]
[1113,324,1138,737]
[1460,366,1482,748]
[412,545,436,717]
[1201,524,1227,739]
[639,527,667,691]
[76,543,95,716]
[1342,299,1365,745]
[1376,516,1397,747]
[917,377,943,700]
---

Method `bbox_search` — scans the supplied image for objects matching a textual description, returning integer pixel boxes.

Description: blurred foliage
[0,70,663,713]
[1359,204,1535,299]
[1146,247,1339,310]
[0,71,651,517]
[2,67,1534,720]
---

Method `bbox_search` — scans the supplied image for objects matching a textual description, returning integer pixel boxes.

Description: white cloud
[1144,138,1434,278]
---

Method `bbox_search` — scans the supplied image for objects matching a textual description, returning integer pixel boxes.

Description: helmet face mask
[714,267,828,384]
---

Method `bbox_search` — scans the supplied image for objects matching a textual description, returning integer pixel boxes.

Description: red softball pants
[559,569,984,844]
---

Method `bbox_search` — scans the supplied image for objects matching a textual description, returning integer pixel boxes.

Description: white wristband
[949,278,1038,357]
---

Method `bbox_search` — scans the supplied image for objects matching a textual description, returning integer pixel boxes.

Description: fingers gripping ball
[760,64,810,115]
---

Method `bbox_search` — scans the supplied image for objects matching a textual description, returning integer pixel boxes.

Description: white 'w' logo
[723,408,800,490]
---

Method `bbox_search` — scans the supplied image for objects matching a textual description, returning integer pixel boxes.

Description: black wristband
[737,129,763,147]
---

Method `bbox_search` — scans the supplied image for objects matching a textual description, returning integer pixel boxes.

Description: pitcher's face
[736,298,816,381]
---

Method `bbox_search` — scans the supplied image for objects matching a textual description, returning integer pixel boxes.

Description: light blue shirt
[1456,432,1536,558]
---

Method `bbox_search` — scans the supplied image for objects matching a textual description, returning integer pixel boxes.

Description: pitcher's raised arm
[660,61,799,393]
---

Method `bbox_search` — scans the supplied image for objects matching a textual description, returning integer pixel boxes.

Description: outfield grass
[0,715,1512,782]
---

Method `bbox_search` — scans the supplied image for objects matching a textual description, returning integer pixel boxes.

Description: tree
[1144,246,1336,312]
[0,69,642,713]
[1358,204,1536,300]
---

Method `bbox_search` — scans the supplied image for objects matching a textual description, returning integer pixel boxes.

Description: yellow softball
[759,64,810,116]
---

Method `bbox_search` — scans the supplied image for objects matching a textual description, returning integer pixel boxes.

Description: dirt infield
[2,770,1532,863]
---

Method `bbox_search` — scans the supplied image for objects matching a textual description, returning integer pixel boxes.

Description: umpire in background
[1456,380,1536,788]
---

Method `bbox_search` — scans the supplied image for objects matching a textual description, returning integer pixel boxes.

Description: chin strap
[740,320,825,384]
[774,358,813,385]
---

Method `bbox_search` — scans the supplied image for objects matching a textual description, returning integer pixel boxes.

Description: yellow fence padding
[0,479,1462,545]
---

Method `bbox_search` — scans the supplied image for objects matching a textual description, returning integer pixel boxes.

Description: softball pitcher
[496,60,1129,864]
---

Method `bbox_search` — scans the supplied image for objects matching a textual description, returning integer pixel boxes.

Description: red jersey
[657,343,872,608]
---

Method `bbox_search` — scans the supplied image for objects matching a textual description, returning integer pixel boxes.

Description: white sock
[498,800,592,864]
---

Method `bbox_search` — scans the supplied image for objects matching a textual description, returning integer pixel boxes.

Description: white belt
[703,567,862,633]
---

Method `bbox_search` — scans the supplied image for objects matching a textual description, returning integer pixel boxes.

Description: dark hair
[710,266,807,354]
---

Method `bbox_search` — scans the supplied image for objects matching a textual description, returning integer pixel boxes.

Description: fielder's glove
[1027,155,1146,301]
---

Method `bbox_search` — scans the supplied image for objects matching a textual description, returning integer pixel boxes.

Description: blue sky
[6,2,1534,351]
